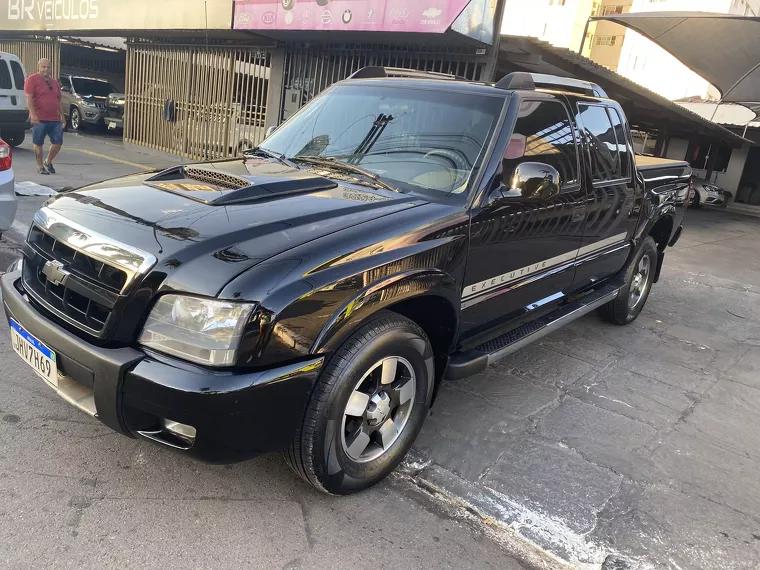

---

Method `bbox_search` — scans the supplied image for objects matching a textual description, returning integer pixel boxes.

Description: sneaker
[44,162,56,174]
[38,167,50,175]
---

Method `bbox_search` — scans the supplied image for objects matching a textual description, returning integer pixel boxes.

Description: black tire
[692,191,701,209]
[598,236,657,326]
[285,311,434,495]
[4,131,24,147]
[70,107,84,131]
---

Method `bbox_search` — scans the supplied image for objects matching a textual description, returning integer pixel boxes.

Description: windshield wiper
[291,156,403,193]
[243,147,298,169]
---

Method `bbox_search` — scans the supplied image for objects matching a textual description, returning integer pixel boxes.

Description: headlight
[139,295,256,366]
[82,100,99,108]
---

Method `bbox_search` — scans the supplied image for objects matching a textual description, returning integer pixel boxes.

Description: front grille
[24,226,124,337]
[28,227,127,292]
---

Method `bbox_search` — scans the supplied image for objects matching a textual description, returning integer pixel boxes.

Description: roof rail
[496,72,608,98]
[348,66,465,81]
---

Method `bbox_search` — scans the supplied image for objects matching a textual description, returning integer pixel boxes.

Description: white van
[0,52,29,148]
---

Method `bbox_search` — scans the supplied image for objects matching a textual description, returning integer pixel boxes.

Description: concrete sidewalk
[410,207,760,569]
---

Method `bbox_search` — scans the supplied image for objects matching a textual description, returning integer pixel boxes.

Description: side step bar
[445,284,621,381]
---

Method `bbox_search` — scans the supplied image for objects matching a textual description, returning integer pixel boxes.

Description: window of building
[602,5,625,15]
[9,60,24,90]
[592,1,601,16]
[0,61,12,90]
[687,142,734,173]
[578,103,631,182]
[595,35,619,46]
[503,100,579,188]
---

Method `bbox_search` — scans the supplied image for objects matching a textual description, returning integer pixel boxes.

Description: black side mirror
[496,162,561,202]
[265,125,278,138]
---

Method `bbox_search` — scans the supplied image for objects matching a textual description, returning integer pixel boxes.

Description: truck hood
[44,158,424,297]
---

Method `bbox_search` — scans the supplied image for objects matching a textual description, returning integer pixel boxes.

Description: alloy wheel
[341,356,416,463]
[628,254,651,310]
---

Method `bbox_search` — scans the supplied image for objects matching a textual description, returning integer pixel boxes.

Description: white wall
[502,0,594,51]
[665,138,689,161]
[713,145,750,196]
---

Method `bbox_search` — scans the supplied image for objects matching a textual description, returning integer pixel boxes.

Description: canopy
[592,12,760,106]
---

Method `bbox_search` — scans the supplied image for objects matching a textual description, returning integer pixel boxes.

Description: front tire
[70,107,84,131]
[286,312,434,495]
[598,236,657,325]
[4,131,24,147]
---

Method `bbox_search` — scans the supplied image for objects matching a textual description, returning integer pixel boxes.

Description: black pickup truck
[2,69,690,495]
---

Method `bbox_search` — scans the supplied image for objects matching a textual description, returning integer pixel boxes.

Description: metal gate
[0,38,60,78]
[281,42,488,121]
[125,42,271,161]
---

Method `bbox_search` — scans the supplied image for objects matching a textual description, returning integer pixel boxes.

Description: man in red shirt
[24,58,66,175]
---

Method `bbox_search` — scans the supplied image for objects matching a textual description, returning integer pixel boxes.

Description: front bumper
[81,108,107,124]
[1,271,323,464]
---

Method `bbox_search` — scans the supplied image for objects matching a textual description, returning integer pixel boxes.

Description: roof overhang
[591,12,760,106]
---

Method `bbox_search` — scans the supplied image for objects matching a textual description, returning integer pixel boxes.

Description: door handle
[572,206,585,223]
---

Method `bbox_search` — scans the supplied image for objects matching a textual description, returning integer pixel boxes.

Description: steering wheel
[423,149,470,187]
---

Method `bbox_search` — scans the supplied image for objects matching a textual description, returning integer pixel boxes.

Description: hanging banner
[233,0,473,34]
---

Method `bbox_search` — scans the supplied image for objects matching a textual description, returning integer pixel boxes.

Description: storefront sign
[233,0,472,34]
[1,0,234,31]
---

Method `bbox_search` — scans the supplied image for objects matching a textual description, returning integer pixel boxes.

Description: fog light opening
[161,419,197,443]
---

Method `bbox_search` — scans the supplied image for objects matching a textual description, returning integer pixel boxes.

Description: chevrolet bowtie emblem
[42,260,71,287]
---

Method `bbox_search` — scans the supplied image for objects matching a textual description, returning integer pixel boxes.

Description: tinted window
[607,107,631,179]
[9,60,24,90]
[578,103,628,182]
[0,61,12,90]
[503,99,579,188]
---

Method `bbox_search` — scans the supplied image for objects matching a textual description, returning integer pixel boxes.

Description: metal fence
[281,42,488,121]
[0,38,60,78]
[125,42,271,161]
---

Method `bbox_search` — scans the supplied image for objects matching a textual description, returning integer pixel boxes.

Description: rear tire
[4,131,24,147]
[598,237,657,326]
[692,192,701,209]
[285,312,434,495]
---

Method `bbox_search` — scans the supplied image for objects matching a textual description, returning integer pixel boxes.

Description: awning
[591,12,760,105]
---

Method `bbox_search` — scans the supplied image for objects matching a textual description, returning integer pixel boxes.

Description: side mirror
[265,125,278,138]
[61,85,71,93]
[499,162,561,202]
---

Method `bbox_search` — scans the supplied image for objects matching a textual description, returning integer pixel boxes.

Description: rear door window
[503,99,580,188]
[9,60,25,90]
[577,103,631,183]
[0,61,12,90]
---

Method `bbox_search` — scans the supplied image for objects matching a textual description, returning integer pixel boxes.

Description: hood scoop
[145,162,338,205]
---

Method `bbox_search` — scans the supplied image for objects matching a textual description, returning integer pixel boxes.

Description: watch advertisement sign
[233,0,473,34]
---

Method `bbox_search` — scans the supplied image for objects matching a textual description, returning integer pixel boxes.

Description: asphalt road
[0,132,529,570]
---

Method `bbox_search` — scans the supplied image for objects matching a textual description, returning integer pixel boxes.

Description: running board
[445,284,621,381]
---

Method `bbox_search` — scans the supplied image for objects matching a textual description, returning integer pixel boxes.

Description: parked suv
[61,75,122,130]
[2,69,690,495]
[0,52,29,148]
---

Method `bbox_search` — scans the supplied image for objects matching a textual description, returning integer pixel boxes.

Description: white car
[0,138,17,238]
[0,52,29,148]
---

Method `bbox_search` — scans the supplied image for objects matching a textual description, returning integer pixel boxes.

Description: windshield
[73,78,119,97]
[261,84,505,196]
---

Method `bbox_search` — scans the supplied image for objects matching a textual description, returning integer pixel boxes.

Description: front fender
[312,269,461,355]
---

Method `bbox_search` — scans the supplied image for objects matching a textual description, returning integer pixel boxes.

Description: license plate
[108,121,117,129]
[9,319,58,386]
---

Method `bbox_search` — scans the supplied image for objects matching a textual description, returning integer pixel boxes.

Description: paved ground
[411,207,760,569]
[3,133,760,569]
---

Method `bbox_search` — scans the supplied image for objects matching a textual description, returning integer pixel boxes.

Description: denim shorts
[32,121,64,146]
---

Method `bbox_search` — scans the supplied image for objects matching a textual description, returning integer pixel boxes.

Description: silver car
[0,138,17,238]
[61,75,122,131]
[691,177,727,208]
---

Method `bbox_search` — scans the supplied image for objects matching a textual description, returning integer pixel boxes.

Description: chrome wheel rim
[629,254,651,310]
[341,356,416,463]
[71,110,79,129]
